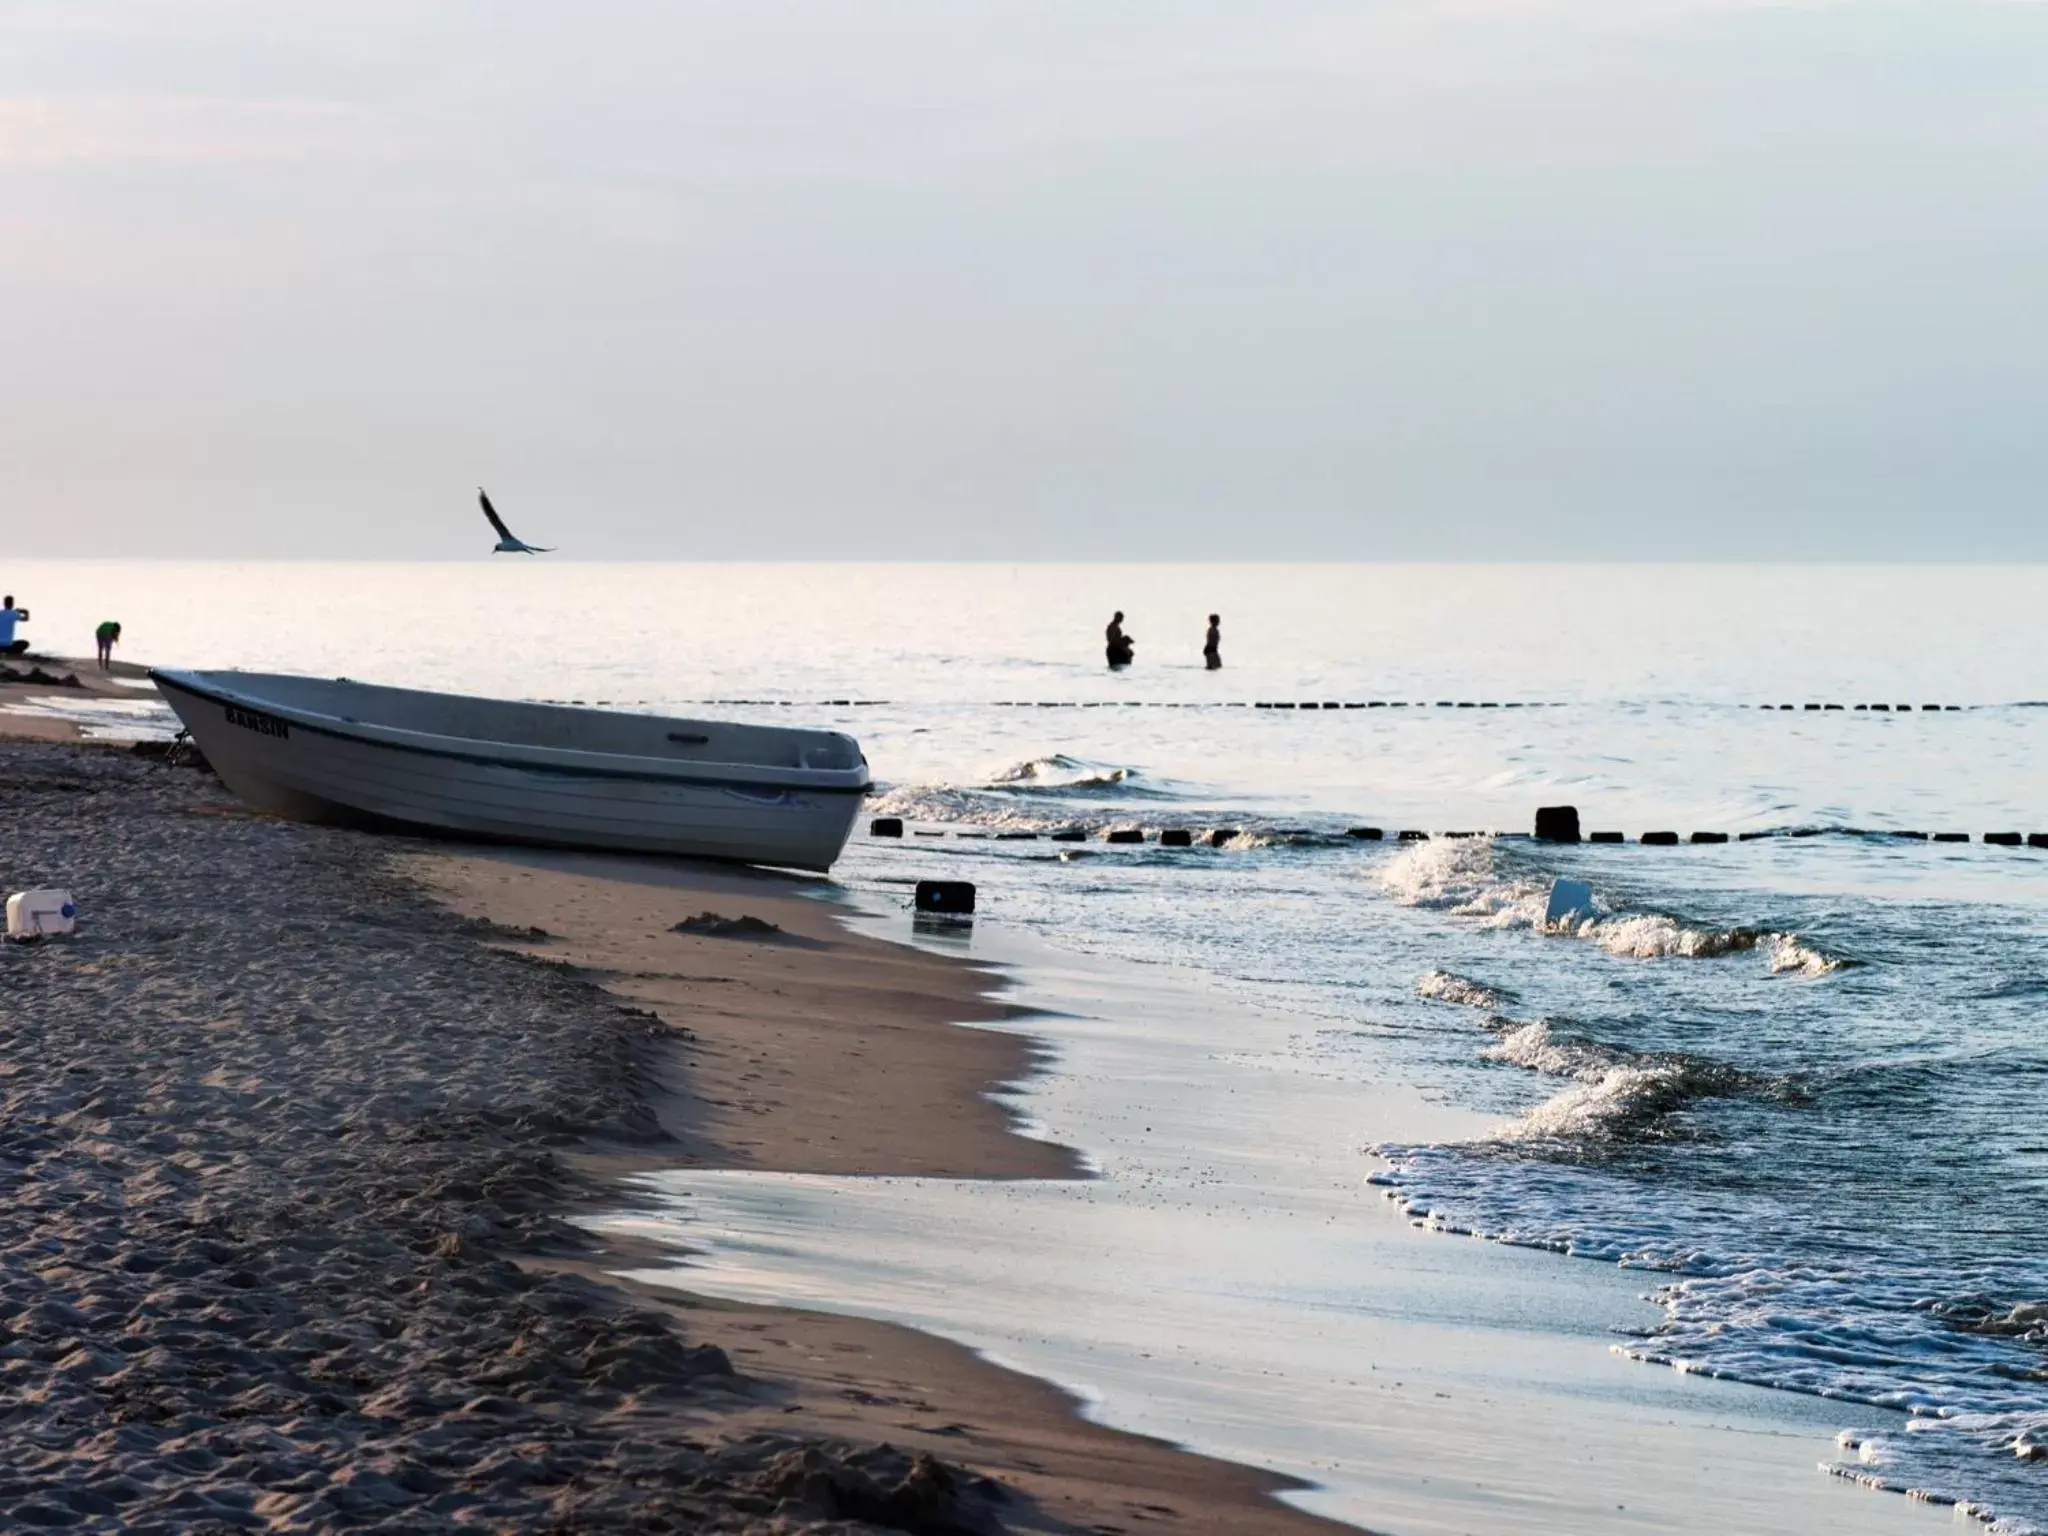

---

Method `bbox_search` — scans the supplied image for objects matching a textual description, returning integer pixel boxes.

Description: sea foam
[1378,836,1849,974]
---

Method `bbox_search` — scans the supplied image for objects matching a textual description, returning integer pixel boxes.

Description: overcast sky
[5,1,2045,559]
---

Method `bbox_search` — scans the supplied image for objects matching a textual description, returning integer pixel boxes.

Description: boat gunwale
[150,669,874,797]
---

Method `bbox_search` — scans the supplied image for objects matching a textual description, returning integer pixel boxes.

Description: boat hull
[153,673,865,871]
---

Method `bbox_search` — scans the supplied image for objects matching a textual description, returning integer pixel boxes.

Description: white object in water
[7,889,78,940]
[1544,877,1594,928]
[150,669,872,872]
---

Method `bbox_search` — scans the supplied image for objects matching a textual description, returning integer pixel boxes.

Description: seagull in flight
[478,487,554,553]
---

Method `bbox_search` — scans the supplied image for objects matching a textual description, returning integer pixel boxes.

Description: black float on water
[995,831,1039,841]
[914,880,976,915]
[1589,831,1625,843]
[1347,827,1384,840]
[1934,832,1969,843]
[1985,832,2022,846]
[1534,805,1581,843]
[2030,834,2048,849]
[1105,827,1146,844]
[870,817,903,838]
[1049,828,1086,842]
[1209,828,1239,847]
[1159,828,1194,847]
[1641,831,1680,846]
[1691,831,1729,844]
[1399,830,1430,841]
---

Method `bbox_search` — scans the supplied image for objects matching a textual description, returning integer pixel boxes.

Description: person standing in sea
[1203,613,1222,670]
[1105,612,1134,669]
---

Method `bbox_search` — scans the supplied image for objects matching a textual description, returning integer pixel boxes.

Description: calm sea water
[10,561,2047,1529]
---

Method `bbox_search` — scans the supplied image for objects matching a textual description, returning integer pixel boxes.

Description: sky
[4,1,2046,560]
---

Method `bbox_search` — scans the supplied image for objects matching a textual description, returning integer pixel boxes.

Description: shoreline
[0,729,1970,1535]
[594,874,1969,1536]
[410,845,1355,1535]
[0,737,1349,1534]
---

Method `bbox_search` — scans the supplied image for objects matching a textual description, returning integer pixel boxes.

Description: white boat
[151,670,871,871]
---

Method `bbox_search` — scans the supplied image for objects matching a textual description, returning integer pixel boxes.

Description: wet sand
[0,739,1347,1534]
[413,848,1352,1536]
[0,656,156,742]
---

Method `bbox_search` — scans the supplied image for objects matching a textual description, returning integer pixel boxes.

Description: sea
[8,560,2046,1532]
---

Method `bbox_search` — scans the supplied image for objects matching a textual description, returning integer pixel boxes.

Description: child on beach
[95,621,121,670]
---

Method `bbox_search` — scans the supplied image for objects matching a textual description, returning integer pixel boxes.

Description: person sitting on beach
[95,620,122,670]
[1105,611,1134,669]
[1203,613,1222,671]
[0,595,28,657]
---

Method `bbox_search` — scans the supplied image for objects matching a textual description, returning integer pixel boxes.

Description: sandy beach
[0,735,1346,1534]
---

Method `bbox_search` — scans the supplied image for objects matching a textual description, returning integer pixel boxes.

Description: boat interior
[164,671,866,772]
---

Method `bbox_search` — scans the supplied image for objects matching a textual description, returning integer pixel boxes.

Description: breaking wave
[1478,1018,1779,1144]
[1415,970,1507,1009]
[984,754,1180,798]
[1377,836,1849,975]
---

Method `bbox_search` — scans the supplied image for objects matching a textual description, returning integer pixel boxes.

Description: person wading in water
[1105,612,1134,669]
[1203,613,1222,671]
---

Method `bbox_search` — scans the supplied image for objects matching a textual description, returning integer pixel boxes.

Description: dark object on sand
[1641,831,1679,846]
[1103,827,1145,844]
[1691,831,1730,844]
[870,817,904,838]
[672,912,783,939]
[1534,806,1581,843]
[1158,828,1193,847]
[914,880,976,915]
[129,736,214,774]
[743,1442,1005,1534]
[1346,827,1384,840]
[0,665,83,689]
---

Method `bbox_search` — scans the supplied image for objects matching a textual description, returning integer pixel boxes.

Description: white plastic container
[6,890,77,940]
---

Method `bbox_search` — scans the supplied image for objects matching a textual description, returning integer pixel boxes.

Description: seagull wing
[478,488,514,542]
